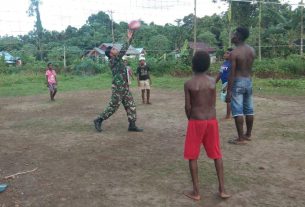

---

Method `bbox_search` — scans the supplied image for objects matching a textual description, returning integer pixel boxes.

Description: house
[87,43,141,60]
[188,42,216,54]
[188,42,216,63]
[135,48,146,58]
[86,47,105,59]
[0,51,22,65]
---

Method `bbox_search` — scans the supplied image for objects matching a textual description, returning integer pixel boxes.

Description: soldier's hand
[127,30,134,41]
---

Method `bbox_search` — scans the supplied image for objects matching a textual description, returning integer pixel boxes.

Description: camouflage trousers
[99,87,136,122]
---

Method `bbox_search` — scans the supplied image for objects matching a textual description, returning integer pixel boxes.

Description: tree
[0,36,21,51]
[197,14,226,47]
[147,35,171,56]
[180,40,192,65]
[197,31,217,47]
[231,0,258,27]
[27,0,44,60]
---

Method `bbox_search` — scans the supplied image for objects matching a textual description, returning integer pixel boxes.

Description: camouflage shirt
[109,39,133,91]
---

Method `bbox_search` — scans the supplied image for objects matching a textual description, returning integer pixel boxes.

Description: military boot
[128,121,143,132]
[93,118,103,132]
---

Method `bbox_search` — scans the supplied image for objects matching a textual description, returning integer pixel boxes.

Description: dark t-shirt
[137,65,150,80]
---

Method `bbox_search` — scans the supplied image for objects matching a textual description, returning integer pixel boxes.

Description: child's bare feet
[219,192,231,199]
[228,139,247,145]
[243,134,252,141]
[183,190,201,201]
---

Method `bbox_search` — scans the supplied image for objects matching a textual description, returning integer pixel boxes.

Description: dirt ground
[0,88,304,207]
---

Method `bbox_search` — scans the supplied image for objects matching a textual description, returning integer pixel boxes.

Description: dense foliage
[0,0,304,77]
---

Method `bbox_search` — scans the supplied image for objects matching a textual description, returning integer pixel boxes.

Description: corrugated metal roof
[0,51,19,64]
[188,42,216,53]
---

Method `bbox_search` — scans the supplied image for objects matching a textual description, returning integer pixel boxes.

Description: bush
[277,55,305,76]
[147,57,190,77]
[253,55,305,78]
[72,58,108,75]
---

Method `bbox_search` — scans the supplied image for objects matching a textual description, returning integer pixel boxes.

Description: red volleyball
[128,20,141,30]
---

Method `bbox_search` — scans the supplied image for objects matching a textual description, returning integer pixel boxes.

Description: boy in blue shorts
[226,27,255,145]
[216,48,233,119]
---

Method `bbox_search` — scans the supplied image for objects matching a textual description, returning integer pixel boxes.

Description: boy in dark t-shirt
[137,57,152,104]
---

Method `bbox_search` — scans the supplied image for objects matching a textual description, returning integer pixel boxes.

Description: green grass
[0,73,113,97]
[253,77,305,96]
[1,73,305,97]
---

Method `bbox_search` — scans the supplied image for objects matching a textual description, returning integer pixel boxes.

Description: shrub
[277,55,305,76]
[253,56,304,78]
[72,58,108,75]
[148,58,187,77]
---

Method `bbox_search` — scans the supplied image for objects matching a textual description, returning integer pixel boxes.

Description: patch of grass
[261,121,305,141]
[280,131,305,141]
[150,75,187,90]
[0,73,113,97]
[252,77,305,97]
[1,73,305,97]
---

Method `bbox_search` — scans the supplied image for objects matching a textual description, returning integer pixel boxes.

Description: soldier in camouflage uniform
[94,29,143,132]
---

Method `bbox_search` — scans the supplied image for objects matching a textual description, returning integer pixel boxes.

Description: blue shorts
[231,77,254,117]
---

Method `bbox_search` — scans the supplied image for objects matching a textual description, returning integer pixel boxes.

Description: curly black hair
[192,51,210,73]
[236,27,250,41]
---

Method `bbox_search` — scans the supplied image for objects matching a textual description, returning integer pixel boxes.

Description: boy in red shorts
[183,51,230,201]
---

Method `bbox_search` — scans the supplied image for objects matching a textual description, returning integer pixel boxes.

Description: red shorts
[184,119,222,160]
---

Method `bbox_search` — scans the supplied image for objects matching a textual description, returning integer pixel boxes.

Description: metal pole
[258,0,262,61]
[228,1,232,48]
[301,0,304,56]
[193,0,197,55]
[63,45,66,69]
[109,10,115,44]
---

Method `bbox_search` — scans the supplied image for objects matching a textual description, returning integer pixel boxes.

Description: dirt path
[0,89,304,207]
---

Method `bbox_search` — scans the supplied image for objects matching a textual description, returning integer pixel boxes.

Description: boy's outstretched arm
[184,83,191,120]
[215,72,221,83]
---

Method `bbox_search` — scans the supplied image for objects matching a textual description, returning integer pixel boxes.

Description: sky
[0,0,302,36]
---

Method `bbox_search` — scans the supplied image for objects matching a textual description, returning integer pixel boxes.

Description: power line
[219,0,304,6]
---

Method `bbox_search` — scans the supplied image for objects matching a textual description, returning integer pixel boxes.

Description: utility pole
[63,45,66,69]
[301,0,304,56]
[108,10,115,44]
[193,0,197,55]
[258,0,262,61]
[228,1,232,48]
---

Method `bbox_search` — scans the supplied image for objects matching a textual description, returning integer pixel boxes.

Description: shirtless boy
[183,51,230,201]
[226,27,255,145]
